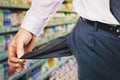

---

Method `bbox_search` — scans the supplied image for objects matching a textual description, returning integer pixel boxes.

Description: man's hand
[7,28,37,72]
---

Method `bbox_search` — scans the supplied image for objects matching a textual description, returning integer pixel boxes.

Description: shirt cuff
[20,13,49,38]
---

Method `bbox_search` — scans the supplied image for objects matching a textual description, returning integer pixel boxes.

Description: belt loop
[94,21,98,31]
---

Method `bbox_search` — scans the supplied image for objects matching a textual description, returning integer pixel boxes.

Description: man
[8,0,120,80]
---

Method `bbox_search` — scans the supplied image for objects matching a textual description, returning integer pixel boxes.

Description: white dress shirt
[21,0,120,37]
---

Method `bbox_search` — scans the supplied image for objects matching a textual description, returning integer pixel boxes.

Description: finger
[16,68,20,73]
[8,62,26,73]
[15,66,21,72]
[9,66,15,71]
[7,59,21,68]
[8,56,25,63]
[8,41,24,63]
[8,40,17,57]
[15,64,26,72]
[22,64,27,71]
[17,40,24,58]
[8,67,16,76]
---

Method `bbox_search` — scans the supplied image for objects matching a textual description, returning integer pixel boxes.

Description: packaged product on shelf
[47,58,61,68]
[40,61,50,77]
[55,26,66,36]
[3,10,11,26]
[10,0,18,7]
[39,57,68,79]
[3,62,9,80]
[53,13,66,24]
[49,26,58,39]
[18,0,31,8]
[0,0,31,8]
[17,11,26,25]
[26,60,38,68]
[11,12,19,26]
[49,58,78,80]
[0,9,27,27]
[58,3,73,11]
[16,60,42,80]
[31,67,41,80]
[40,59,56,78]
[43,27,55,41]
[48,58,55,67]
[18,0,25,7]
[24,0,32,8]
[64,3,73,11]
[0,64,4,80]
[0,0,10,7]
[0,9,3,26]
[11,11,26,26]
[66,24,75,32]
[5,35,13,50]
[0,0,2,6]
[0,36,6,53]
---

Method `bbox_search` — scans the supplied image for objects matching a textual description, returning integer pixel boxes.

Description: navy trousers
[67,18,120,80]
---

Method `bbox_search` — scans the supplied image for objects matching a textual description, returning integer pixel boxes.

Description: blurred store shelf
[8,60,46,80]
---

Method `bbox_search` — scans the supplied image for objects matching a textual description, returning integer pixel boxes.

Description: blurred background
[0,0,79,80]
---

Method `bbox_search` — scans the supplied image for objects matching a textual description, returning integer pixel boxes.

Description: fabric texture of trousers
[67,17,120,80]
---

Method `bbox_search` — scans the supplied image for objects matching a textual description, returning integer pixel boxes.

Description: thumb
[17,41,24,58]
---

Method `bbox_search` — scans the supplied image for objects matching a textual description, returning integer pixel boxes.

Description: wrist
[19,27,37,42]
[19,27,34,37]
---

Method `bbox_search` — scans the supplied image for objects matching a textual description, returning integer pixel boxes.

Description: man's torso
[73,0,119,25]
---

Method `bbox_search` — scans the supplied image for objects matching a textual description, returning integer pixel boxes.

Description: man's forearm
[21,0,64,37]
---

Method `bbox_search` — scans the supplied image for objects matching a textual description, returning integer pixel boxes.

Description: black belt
[82,18,120,36]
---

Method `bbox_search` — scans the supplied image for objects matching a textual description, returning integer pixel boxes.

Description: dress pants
[67,17,120,80]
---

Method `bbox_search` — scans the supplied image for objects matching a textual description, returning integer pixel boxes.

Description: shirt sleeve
[20,0,64,37]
